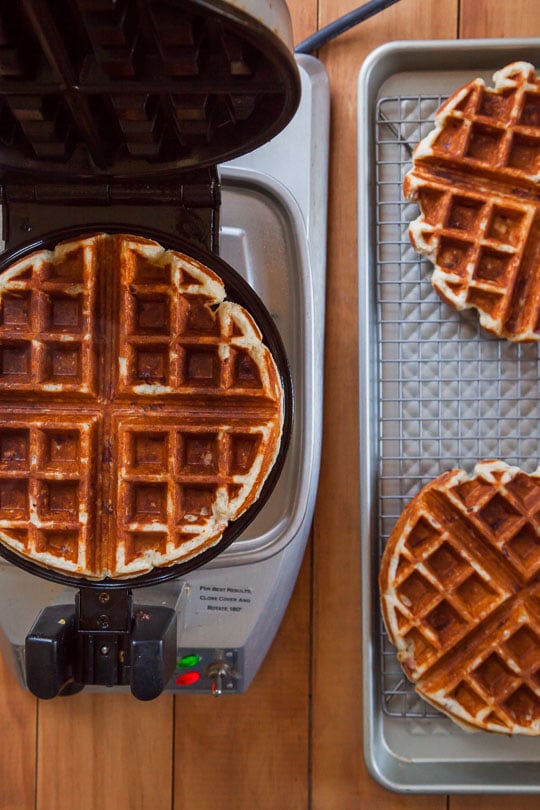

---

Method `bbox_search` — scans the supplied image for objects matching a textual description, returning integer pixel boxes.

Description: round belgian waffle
[379,460,540,735]
[403,62,540,342]
[0,233,284,579]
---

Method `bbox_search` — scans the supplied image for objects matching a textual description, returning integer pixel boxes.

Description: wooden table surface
[2,2,540,808]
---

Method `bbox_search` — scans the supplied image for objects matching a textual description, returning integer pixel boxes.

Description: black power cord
[295,0,403,54]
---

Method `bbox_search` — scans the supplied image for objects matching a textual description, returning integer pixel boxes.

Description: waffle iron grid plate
[359,39,540,793]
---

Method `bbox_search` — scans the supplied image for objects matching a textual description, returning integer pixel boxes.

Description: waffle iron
[0,0,301,700]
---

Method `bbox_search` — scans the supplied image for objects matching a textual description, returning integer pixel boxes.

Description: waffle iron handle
[130,606,178,701]
[25,604,80,699]
[25,591,178,699]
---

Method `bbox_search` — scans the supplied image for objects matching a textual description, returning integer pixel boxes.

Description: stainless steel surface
[214,53,328,565]
[0,54,329,697]
[358,38,540,793]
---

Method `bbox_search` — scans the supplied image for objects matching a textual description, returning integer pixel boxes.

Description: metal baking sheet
[358,38,540,793]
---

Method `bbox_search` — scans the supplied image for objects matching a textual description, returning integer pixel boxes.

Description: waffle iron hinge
[25,588,177,701]
[1,167,222,254]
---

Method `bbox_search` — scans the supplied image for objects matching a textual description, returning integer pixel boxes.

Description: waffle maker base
[0,55,328,697]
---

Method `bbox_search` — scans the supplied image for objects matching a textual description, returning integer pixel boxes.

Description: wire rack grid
[375,94,540,719]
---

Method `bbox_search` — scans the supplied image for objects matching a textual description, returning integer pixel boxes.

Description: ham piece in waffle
[379,460,540,734]
[0,233,283,579]
[403,62,540,342]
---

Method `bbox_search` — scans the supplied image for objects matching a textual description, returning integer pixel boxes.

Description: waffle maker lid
[0,0,299,698]
[0,0,301,180]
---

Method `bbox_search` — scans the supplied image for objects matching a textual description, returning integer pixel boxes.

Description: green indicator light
[177,654,200,668]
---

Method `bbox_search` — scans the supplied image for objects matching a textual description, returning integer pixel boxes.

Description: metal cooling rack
[375,94,540,719]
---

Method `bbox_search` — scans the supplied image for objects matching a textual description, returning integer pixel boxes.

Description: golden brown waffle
[403,62,540,342]
[0,233,283,579]
[379,460,540,734]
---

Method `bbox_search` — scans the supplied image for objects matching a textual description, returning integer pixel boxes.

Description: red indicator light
[176,672,200,686]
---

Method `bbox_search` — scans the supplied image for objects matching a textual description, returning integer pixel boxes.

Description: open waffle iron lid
[0,0,301,181]
[0,0,298,590]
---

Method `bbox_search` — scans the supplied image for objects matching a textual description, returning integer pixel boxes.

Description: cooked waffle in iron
[0,233,283,579]
[403,62,540,342]
[379,460,540,734]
